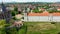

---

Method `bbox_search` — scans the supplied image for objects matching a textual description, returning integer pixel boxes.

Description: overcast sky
[0,0,60,3]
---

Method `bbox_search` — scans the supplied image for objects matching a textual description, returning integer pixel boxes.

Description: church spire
[1,2,11,23]
[1,2,7,12]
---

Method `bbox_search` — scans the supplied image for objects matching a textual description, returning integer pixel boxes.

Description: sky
[0,0,60,3]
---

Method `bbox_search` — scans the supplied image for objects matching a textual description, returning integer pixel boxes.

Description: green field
[19,22,60,34]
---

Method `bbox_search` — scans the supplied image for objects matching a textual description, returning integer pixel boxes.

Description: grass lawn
[19,22,60,34]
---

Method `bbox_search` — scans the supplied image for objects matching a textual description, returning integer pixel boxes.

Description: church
[0,2,12,23]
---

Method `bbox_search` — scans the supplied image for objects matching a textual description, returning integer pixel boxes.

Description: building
[57,8,60,11]
[0,3,12,23]
[24,11,60,22]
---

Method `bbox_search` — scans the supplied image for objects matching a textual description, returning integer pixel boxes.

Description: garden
[16,22,60,34]
[0,19,60,34]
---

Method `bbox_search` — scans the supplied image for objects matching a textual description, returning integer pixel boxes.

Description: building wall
[24,16,60,22]
[53,16,60,22]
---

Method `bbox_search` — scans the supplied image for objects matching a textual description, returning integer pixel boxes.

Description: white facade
[53,16,60,22]
[24,16,60,22]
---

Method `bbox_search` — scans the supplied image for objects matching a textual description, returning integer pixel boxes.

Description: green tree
[11,11,16,16]
[14,7,18,11]
[0,20,6,34]
[32,9,43,13]
[11,6,18,16]
[47,8,57,13]
[33,9,39,13]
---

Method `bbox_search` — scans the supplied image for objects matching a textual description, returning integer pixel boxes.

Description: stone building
[0,3,12,23]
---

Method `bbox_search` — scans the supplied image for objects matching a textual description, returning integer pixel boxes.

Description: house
[50,4,60,7]
[39,8,45,11]
[6,7,14,11]
[57,8,60,11]
[24,11,60,22]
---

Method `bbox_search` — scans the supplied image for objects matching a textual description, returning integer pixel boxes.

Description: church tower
[0,2,12,23]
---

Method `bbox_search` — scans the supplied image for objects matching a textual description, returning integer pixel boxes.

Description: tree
[47,8,57,13]
[33,9,39,13]
[0,19,6,34]
[32,8,43,13]
[14,6,18,15]
[11,7,18,16]
[14,7,18,11]
[11,11,16,16]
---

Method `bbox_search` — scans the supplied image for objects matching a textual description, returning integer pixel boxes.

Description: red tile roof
[28,12,60,16]
[53,13,60,16]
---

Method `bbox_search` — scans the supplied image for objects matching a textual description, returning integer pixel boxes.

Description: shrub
[0,20,6,28]
[51,22,56,24]
[5,27,17,34]
[0,20,6,34]
[58,32,60,34]
[0,27,6,34]
[18,24,27,34]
